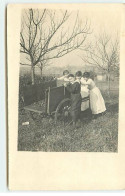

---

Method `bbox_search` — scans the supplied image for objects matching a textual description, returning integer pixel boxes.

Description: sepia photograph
[18,6,120,152]
[7,3,125,190]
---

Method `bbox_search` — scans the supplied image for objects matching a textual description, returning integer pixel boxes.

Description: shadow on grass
[105,102,118,113]
[80,102,118,118]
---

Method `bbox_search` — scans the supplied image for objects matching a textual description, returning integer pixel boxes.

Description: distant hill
[20,64,100,77]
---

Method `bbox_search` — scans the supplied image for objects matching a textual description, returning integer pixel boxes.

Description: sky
[20,4,122,72]
[51,5,121,68]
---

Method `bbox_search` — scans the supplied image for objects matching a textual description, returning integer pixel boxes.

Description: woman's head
[68,74,75,82]
[63,70,69,77]
[83,72,90,81]
[75,71,82,79]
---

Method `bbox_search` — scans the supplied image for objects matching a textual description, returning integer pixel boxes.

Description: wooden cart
[21,80,89,124]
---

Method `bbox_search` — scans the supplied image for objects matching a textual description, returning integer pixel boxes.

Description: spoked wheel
[55,98,71,124]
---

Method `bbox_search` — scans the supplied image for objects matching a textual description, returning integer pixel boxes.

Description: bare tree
[37,59,52,79]
[20,9,91,84]
[80,32,120,92]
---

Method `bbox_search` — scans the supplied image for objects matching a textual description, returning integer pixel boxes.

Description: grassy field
[18,81,119,152]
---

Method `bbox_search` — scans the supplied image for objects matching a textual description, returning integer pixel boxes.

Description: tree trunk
[107,73,110,91]
[31,64,35,85]
[39,62,43,80]
[107,71,111,102]
[40,67,43,79]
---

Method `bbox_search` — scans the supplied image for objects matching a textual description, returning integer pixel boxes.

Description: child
[81,72,106,119]
[65,73,81,128]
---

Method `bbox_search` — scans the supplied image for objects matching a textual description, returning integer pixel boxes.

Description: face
[68,76,75,82]
[64,73,69,78]
[76,76,81,80]
[83,77,88,81]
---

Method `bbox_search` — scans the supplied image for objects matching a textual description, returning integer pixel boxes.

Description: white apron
[81,86,89,111]
[90,86,106,114]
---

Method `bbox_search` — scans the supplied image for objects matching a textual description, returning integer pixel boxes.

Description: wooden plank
[23,80,57,106]
[24,106,43,114]
[23,100,46,114]
[48,86,65,113]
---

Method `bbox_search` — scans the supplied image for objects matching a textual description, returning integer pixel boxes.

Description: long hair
[75,71,82,77]
[63,70,69,75]
[68,74,74,78]
[83,72,90,78]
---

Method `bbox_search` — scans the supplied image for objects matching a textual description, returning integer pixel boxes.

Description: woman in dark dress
[64,74,81,128]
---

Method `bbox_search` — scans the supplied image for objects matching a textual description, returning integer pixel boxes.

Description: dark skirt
[70,94,81,122]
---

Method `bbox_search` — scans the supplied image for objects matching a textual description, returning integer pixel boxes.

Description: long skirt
[81,86,89,111]
[90,87,106,114]
[70,94,81,122]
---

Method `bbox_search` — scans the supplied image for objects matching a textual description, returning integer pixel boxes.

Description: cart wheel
[55,98,71,124]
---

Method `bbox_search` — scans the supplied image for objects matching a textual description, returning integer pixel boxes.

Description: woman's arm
[81,78,87,85]
[81,78,91,85]
[57,76,64,80]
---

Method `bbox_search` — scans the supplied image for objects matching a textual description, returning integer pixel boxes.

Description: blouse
[81,78,96,90]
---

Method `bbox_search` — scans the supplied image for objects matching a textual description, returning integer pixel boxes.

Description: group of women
[58,70,106,128]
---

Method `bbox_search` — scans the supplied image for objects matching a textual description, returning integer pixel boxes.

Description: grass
[18,86,119,152]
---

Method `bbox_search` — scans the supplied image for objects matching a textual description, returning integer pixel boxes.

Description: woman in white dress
[81,72,106,118]
[74,71,90,112]
[80,77,89,111]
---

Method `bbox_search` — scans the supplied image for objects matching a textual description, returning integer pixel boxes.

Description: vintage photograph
[18,7,120,152]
